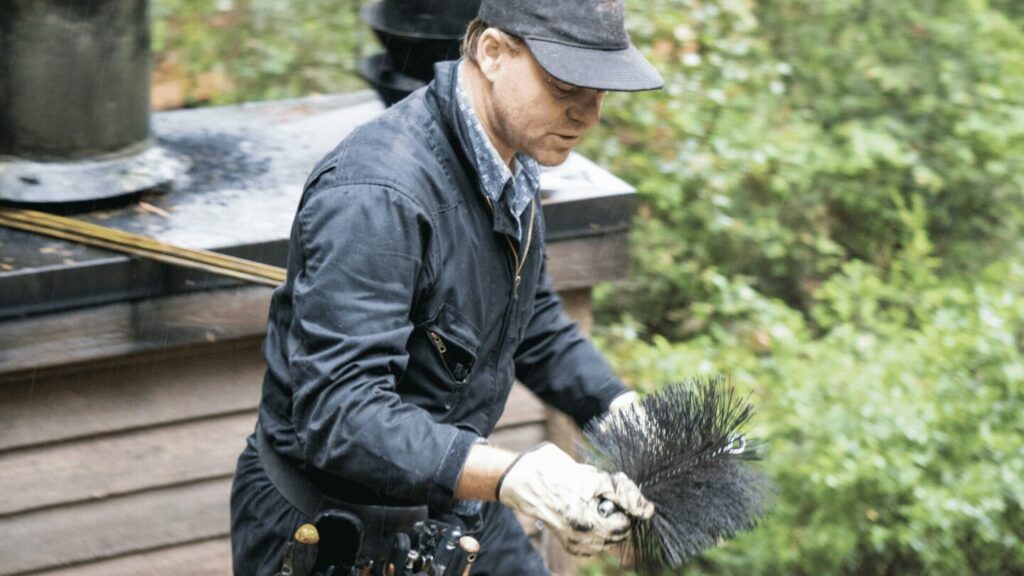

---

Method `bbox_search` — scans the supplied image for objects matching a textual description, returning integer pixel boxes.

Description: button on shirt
[455,62,540,244]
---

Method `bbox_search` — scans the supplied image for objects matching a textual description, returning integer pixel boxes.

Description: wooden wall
[0,287,596,575]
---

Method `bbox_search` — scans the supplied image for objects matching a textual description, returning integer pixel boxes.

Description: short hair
[460,18,523,64]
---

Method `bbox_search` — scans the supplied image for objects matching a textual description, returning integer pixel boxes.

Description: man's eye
[548,78,576,97]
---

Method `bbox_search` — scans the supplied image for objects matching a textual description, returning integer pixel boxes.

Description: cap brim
[524,38,664,92]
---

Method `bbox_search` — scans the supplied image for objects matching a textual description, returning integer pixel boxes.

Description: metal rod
[0,207,286,287]
[0,207,285,277]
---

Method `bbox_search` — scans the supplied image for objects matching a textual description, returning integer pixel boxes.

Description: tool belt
[256,425,479,575]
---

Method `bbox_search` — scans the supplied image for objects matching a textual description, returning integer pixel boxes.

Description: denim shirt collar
[454,61,540,243]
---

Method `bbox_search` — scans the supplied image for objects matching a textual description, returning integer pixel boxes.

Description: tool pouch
[316,501,428,573]
[257,424,431,574]
[312,508,365,572]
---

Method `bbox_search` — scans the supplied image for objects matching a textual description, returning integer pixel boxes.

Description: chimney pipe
[0,0,185,211]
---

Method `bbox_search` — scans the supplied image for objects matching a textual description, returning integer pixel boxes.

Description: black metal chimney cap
[369,27,462,82]
[358,54,426,107]
[360,0,481,40]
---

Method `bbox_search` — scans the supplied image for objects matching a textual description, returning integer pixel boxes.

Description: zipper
[481,193,535,417]
[483,195,536,300]
[429,330,447,354]
[429,329,457,411]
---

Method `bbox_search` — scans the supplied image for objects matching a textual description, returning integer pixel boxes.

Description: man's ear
[476,28,509,83]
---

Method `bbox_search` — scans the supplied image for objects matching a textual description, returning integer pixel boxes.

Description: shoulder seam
[300,180,440,288]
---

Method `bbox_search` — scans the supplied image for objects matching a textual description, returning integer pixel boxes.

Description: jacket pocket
[426,303,480,389]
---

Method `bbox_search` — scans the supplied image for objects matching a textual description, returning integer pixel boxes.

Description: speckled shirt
[455,62,540,244]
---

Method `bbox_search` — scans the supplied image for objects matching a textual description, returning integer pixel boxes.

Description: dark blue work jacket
[256,61,626,512]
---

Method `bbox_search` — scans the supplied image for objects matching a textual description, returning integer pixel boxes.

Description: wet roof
[0,91,633,320]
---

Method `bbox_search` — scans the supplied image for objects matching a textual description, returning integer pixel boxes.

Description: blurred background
[13,0,1024,574]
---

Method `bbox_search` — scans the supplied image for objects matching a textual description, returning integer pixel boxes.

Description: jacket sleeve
[513,256,629,429]
[288,183,478,509]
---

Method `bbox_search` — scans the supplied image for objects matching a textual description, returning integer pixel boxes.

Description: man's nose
[568,89,606,127]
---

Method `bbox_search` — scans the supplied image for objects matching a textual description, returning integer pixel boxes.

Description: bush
[152,0,373,105]
[582,0,1024,573]
[583,0,1024,336]
[594,257,1024,575]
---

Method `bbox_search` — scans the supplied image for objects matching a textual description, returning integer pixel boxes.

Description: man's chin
[532,148,574,167]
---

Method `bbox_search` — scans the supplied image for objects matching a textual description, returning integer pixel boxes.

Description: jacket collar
[428,60,524,239]
[430,60,479,183]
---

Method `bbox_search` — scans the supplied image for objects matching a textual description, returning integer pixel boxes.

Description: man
[231,1,664,574]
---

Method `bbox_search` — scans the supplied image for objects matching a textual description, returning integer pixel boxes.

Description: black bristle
[582,375,773,573]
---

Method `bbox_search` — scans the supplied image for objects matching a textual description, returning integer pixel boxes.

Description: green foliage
[594,256,1024,575]
[583,0,1024,336]
[582,0,1024,573]
[151,0,373,105]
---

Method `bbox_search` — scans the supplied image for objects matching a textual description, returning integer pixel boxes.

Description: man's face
[486,48,606,167]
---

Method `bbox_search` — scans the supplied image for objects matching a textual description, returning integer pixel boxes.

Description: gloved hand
[608,391,641,415]
[601,391,653,434]
[497,442,654,556]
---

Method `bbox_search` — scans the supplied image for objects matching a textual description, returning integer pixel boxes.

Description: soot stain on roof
[157,130,271,194]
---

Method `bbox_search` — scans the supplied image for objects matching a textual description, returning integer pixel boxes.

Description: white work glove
[608,391,641,415]
[601,391,653,434]
[497,442,654,556]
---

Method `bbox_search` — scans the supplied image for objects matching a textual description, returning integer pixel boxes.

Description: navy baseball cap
[478,0,664,92]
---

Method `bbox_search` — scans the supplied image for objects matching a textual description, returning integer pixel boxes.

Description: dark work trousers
[231,435,551,576]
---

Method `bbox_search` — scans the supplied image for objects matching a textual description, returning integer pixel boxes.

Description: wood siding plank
[0,287,274,378]
[0,413,255,516]
[497,384,546,428]
[0,478,231,576]
[0,345,264,452]
[489,424,547,453]
[546,233,629,292]
[29,538,232,576]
